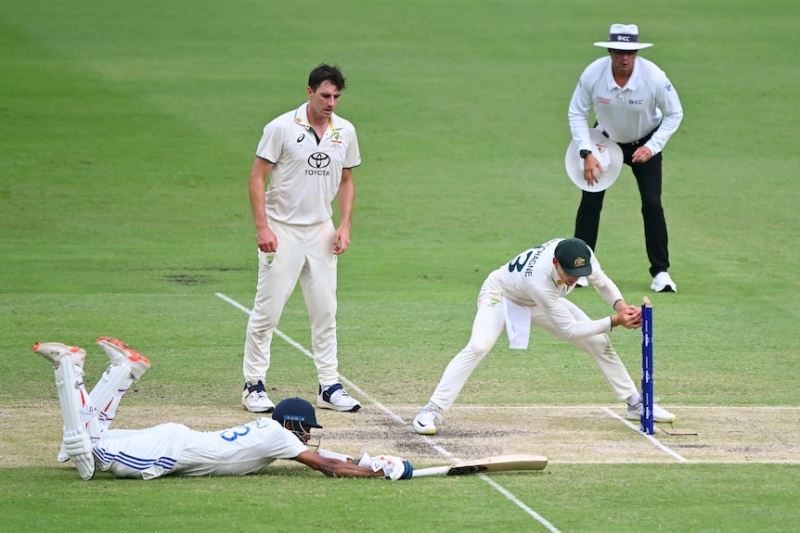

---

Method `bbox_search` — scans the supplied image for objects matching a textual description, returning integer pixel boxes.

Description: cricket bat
[411,454,547,478]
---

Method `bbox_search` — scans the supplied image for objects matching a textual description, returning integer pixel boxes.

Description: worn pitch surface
[2,404,798,470]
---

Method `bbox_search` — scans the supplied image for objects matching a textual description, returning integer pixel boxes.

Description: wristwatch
[579,149,592,159]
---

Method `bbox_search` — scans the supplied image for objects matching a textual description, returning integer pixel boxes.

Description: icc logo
[308,152,331,168]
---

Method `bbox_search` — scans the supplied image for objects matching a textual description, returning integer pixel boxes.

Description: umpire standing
[568,23,683,292]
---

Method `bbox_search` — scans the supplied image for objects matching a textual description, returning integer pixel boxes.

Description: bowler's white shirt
[484,239,624,338]
[256,102,361,225]
[568,56,683,156]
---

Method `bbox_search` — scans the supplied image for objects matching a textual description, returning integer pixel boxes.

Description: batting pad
[57,362,126,462]
[89,364,132,431]
[54,360,96,480]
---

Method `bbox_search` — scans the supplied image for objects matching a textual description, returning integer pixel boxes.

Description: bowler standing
[242,64,361,414]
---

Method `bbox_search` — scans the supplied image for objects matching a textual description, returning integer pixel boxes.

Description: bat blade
[411,454,547,478]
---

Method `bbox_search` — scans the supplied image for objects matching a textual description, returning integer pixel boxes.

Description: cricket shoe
[96,337,151,381]
[575,276,589,288]
[33,342,87,370]
[626,402,676,423]
[650,272,677,293]
[242,380,275,413]
[413,403,443,435]
[317,383,361,412]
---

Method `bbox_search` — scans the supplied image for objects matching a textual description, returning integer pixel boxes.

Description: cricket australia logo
[306,152,331,176]
[264,254,275,270]
[573,257,586,268]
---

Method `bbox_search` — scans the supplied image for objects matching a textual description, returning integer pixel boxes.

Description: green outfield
[1,1,799,531]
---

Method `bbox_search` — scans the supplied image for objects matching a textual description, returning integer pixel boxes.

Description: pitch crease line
[600,407,687,462]
[215,292,562,533]
[454,405,800,411]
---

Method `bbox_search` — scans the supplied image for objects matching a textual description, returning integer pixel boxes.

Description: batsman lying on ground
[33,338,412,481]
[413,237,676,435]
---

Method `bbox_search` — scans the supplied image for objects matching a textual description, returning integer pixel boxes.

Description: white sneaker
[413,403,443,435]
[95,337,151,381]
[576,276,589,288]
[626,402,676,423]
[318,383,361,412]
[33,342,86,370]
[242,381,275,413]
[650,272,677,293]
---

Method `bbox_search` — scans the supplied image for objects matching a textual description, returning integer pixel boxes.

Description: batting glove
[370,454,413,481]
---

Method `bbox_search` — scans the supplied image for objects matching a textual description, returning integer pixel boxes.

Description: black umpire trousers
[574,146,669,278]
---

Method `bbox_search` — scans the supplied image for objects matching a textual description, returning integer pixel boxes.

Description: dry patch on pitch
[2,403,799,470]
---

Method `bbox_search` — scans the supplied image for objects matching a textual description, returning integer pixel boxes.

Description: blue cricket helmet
[272,397,323,428]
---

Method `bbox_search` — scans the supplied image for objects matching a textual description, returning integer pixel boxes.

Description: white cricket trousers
[429,289,638,410]
[243,218,340,386]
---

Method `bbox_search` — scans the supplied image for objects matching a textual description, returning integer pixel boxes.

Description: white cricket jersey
[256,102,361,226]
[568,56,683,155]
[93,418,308,479]
[484,239,624,338]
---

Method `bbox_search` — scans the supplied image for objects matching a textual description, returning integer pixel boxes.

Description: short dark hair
[308,63,347,92]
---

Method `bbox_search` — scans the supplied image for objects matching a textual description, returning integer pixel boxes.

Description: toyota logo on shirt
[306,152,332,176]
[308,153,331,168]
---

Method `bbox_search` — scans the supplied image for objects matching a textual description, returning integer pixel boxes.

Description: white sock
[424,401,441,412]
[626,393,641,407]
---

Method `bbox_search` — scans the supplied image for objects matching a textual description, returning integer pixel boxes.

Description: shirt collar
[293,102,339,131]
[549,265,571,294]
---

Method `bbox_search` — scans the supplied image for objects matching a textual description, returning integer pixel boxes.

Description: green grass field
[2,1,799,531]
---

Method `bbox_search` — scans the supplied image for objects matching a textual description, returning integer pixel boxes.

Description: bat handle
[410,466,450,478]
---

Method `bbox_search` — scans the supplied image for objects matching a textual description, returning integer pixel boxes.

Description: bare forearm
[249,175,268,230]
[295,450,382,478]
[322,462,383,479]
[337,170,354,229]
[249,158,273,231]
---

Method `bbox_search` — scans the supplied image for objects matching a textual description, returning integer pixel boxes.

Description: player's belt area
[603,123,660,148]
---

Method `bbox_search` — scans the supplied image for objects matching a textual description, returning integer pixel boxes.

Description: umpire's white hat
[594,23,654,51]
[565,129,624,192]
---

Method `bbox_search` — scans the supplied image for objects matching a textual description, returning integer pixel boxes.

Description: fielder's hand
[614,306,642,329]
[369,454,414,481]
